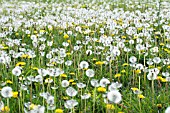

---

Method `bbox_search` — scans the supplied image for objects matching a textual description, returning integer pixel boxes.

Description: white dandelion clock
[64,99,78,109]
[107,90,122,104]
[47,104,56,110]
[66,87,77,97]
[65,60,73,66]
[77,83,86,88]
[153,57,161,64]
[166,77,170,82]
[100,78,110,87]
[46,96,55,105]
[80,61,89,69]
[165,107,170,113]
[61,80,69,88]
[86,69,95,78]
[35,75,43,84]
[162,72,169,77]
[12,66,22,76]
[147,73,157,80]
[81,93,91,99]
[91,79,99,87]
[1,86,13,98]
[37,105,45,113]
[108,82,122,91]
[38,68,48,77]
[129,56,137,63]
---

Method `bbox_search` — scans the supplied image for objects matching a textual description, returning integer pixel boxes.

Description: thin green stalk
[93,87,96,113]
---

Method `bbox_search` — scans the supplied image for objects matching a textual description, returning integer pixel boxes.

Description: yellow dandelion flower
[63,34,69,39]
[59,31,63,34]
[138,94,145,99]
[106,104,115,110]
[135,69,141,74]
[149,65,154,68]
[2,46,8,50]
[121,36,126,39]
[67,40,71,43]
[122,63,129,66]
[125,40,129,42]
[97,87,106,93]
[164,48,168,52]
[157,76,162,80]
[114,73,121,78]
[69,72,75,75]
[15,33,19,36]
[12,91,18,98]
[133,35,138,39]
[6,80,13,84]
[118,112,124,113]
[131,87,139,91]
[111,34,114,36]
[137,27,143,31]
[40,30,45,33]
[27,55,32,58]
[32,67,39,71]
[95,61,104,65]
[157,67,162,70]
[63,96,68,100]
[29,104,37,110]
[160,43,165,46]
[16,62,26,67]
[83,68,88,71]
[95,40,100,42]
[121,70,126,73]
[92,58,97,61]
[66,52,71,56]
[60,74,67,78]
[55,109,63,113]
[69,79,74,83]
[167,50,170,54]
[1,106,10,112]
[34,31,38,34]
[161,78,167,82]
[167,65,170,69]
[21,54,29,58]
[155,36,159,39]
[157,104,162,108]
[72,82,76,85]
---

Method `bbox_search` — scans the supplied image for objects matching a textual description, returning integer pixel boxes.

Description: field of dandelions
[0,0,170,113]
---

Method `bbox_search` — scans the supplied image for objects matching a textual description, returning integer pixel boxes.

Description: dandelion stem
[7,98,9,113]
[93,87,96,113]
[139,98,141,113]
[152,80,155,107]
[109,60,112,81]
[138,76,140,91]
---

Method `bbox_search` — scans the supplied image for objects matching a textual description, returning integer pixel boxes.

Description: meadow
[0,0,170,113]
